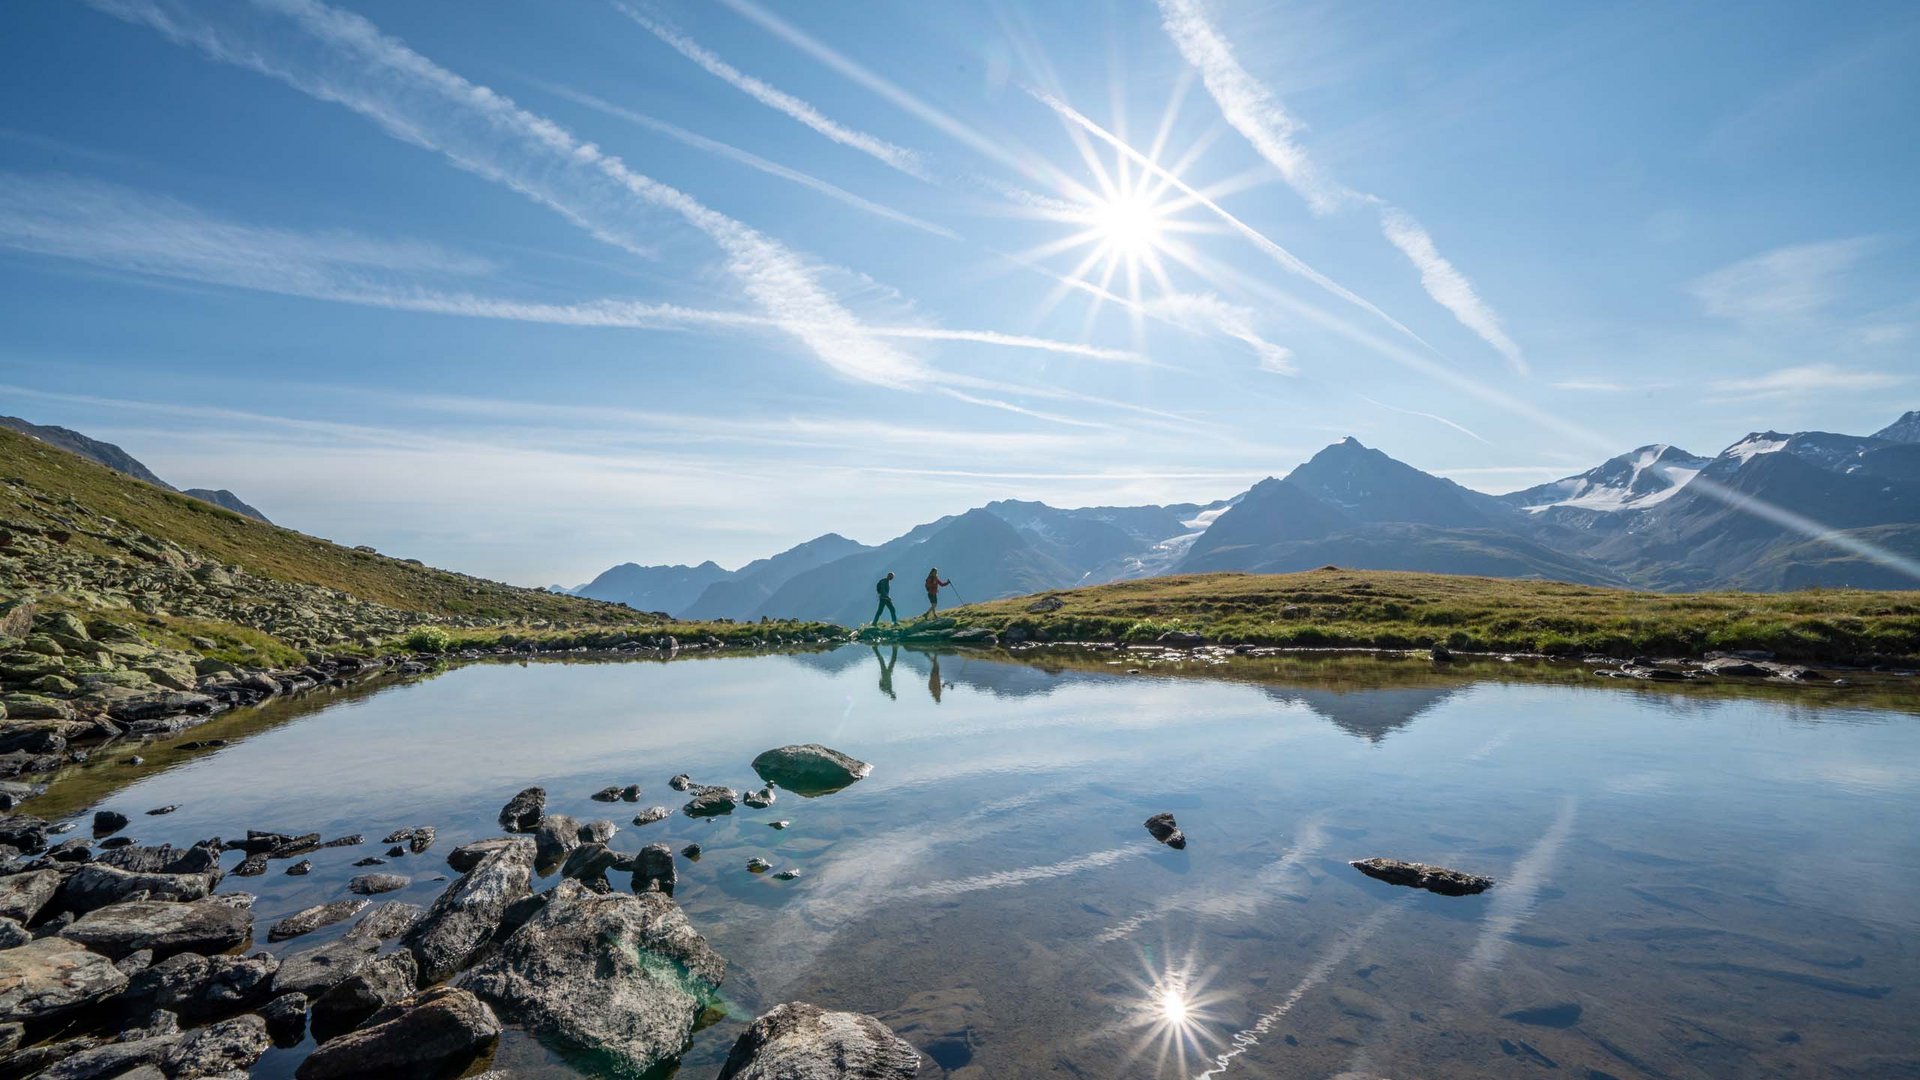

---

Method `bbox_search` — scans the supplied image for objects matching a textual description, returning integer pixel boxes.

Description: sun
[1088,189,1169,260]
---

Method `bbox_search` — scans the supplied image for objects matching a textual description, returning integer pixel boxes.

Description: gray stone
[312,948,418,1035]
[0,916,29,949]
[1144,812,1186,850]
[1350,857,1494,896]
[165,1013,270,1077]
[123,950,279,1021]
[36,1034,176,1080]
[532,814,580,867]
[632,843,676,896]
[497,786,545,832]
[683,786,738,818]
[352,901,423,941]
[561,842,619,883]
[348,873,410,895]
[750,744,873,797]
[0,937,129,1021]
[0,867,61,922]
[273,934,380,998]
[57,861,217,914]
[295,987,500,1080]
[60,895,254,960]
[631,806,671,827]
[465,881,724,1076]
[578,818,617,845]
[718,1001,923,1080]
[404,836,533,983]
[261,991,309,1046]
[267,898,370,943]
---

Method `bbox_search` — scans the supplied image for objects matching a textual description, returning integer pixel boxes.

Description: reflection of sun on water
[1157,982,1192,1026]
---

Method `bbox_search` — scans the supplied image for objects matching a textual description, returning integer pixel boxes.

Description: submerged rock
[267,898,370,943]
[0,937,128,1022]
[1349,857,1494,896]
[348,873,410,896]
[717,1001,922,1080]
[405,837,533,983]
[497,787,545,833]
[296,986,499,1080]
[751,745,873,797]
[1143,812,1187,850]
[465,882,724,1076]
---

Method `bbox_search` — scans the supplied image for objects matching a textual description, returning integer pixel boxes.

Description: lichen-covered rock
[59,895,253,960]
[750,744,873,797]
[1349,857,1494,896]
[312,948,418,1035]
[717,1002,923,1080]
[351,901,422,941]
[404,837,532,983]
[497,786,545,832]
[272,933,380,999]
[0,867,61,923]
[164,1013,270,1077]
[295,987,499,1080]
[465,882,724,1075]
[0,937,128,1022]
[267,899,370,943]
[122,950,279,1021]
[446,837,521,873]
[57,862,218,914]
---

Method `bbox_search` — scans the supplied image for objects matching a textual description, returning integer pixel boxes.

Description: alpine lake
[24,644,1920,1079]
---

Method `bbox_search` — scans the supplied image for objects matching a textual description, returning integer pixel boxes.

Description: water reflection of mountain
[1260,686,1463,743]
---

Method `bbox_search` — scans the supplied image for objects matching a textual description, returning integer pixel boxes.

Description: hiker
[872,571,899,625]
[924,567,951,618]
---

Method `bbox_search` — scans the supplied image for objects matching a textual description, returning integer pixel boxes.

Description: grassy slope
[948,568,1920,662]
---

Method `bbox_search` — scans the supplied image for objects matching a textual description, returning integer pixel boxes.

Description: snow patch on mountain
[1508,444,1709,513]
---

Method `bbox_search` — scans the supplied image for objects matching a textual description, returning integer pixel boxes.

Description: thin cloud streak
[1360,395,1493,445]
[87,0,922,388]
[1155,0,1527,371]
[537,82,957,239]
[1709,362,1903,400]
[1142,292,1294,373]
[614,3,928,180]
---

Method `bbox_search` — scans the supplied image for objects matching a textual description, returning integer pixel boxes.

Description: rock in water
[261,991,309,1047]
[497,787,545,832]
[717,1001,922,1080]
[532,814,581,867]
[166,1013,271,1076]
[1143,813,1186,850]
[683,787,738,818]
[465,882,724,1077]
[1349,857,1493,896]
[405,837,533,983]
[311,949,419,1036]
[0,937,128,1021]
[92,810,130,838]
[60,895,253,960]
[668,774,695,792]
[348,873,410,896]
[268,898,370,943]
[445,837,520,873]
[631,843,676,896]
[744,785,776,809]
[295,987,499,1080]
[750,745,873,797]
[631,806,671,827]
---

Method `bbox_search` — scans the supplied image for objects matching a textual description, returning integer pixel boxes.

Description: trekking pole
[948,583,966,606]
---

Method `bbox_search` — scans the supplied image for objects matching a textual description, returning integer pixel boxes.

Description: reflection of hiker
[871,571,898,626]
[923,567,951,618]
[928,653,943,704]
[873,644,897,700]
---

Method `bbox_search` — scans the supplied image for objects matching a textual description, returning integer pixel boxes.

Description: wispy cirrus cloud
[85,0,924,388]
[1690,236,1881,321]
[0,170,1139,366]
[1709,362,1904,400]
[1360,394,1492,445]
[1154,0,1527,373]
[614,3,928,180]
[1142,292,1294,373]
[535,82,957,239]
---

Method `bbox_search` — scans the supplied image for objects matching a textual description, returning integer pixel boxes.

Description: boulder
[404,837,533,983]
[683,786,738,818]
[465,882,724,1075]
[1143,812,1186,850]
[267,898,370,943]
[579,819,617,845]
[751,744,873,797]
[1349,857,1494,896]
[497,786,545,832]
[261,991,309,1046]
[164,1013,270,1077]
[631,843,677,896]
[60,895,254,960]
[532,814,581,867]
[92,809,130,838]
[312,949,419,1036]
[33,1035,175,1080]
[57,862,217,914]
[1026,595,1065,614]
[122,950,279,1021]
[561,842,619,884]
[0,867,61,923]
[717,1001,923,1080]
[272,934,381,998]
[348,873,410,896]
[446,837,520,873]
[295,987,499,1080]
[0,937,128,1021]
[95,841,222,879]
[352,901,423,941]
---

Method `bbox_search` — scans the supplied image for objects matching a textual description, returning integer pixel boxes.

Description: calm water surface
[34,647,1920,1079]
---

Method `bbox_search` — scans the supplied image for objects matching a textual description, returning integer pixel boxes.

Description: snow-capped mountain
[1503,444,1710,513]
[575,407,1920,619]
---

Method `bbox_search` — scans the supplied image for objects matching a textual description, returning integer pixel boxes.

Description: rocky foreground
[0,746,920,1078]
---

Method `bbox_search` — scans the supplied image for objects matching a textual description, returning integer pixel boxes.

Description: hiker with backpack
[872,571,899,625]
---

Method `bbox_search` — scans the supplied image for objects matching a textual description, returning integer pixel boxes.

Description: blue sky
[1,0,1915,585]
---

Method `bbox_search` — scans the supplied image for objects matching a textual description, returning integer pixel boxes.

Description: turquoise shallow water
[39,647,1920,1078]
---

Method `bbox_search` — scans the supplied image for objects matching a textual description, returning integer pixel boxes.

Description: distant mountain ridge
[0,415,271,523]
[583,407,1920,621]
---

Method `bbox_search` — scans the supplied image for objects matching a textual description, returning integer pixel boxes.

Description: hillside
[0,424,648,652]
[0,414,272,523]
[938,568,1920,663]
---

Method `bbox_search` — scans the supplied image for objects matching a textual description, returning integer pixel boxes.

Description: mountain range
[574,408,1920,620]
[0,415,271,524]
